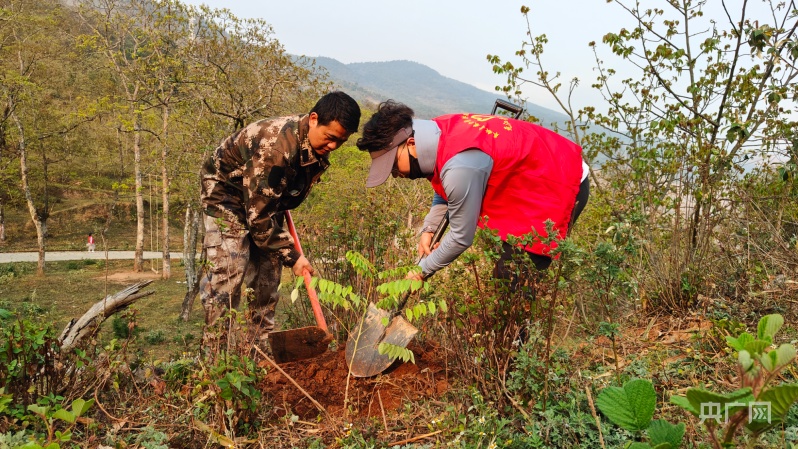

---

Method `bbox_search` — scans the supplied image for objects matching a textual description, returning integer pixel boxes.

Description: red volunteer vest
[430,114,583,256]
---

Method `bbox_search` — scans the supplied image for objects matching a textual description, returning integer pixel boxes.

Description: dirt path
[0,251,183,263]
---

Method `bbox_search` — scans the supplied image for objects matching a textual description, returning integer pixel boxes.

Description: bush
[0,309,61,407]
[144,330,165,345]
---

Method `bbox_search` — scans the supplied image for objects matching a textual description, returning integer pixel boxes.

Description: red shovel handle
[285,211,328,332]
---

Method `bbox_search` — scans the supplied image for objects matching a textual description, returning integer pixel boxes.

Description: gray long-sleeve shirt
[419,149,493,276]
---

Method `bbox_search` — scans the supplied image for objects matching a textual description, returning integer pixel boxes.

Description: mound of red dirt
[260,341,450,420]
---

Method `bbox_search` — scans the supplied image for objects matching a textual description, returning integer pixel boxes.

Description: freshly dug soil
[260,341,450,420]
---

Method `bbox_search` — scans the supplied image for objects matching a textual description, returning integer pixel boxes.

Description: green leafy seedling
[597,378,684,448]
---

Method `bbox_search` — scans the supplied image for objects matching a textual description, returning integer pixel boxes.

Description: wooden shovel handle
[285,211,328,332]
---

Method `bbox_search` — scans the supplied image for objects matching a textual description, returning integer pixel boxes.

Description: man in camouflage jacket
[199,91,360,345]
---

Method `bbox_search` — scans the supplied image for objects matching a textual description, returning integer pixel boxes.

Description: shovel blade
[269,326,332,364]
[345,303,419,377]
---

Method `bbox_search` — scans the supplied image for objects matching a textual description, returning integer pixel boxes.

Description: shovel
[268,210,333,364]
[345,213,449,377]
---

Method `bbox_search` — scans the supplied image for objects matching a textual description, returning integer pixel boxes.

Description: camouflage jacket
[200,115,329,267]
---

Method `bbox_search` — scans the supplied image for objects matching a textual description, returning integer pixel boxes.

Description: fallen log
[59,280,154,351]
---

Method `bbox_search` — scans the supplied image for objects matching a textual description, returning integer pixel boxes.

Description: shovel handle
[396,212,450,312]
[491,99,524,119]
[285,211,328,332]
[426,212,450,259]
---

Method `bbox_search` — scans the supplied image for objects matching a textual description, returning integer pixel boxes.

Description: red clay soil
[260,341,450,420]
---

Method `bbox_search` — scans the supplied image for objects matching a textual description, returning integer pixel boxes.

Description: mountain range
[313,57,569,124]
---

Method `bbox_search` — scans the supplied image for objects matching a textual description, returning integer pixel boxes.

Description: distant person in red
[356,100,590,280]
[87,233,95,252]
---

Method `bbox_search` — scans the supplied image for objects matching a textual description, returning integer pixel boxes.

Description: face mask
[407,153,426,179]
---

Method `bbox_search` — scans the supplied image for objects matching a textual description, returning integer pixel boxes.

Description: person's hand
[292,255,314,277]
[405,270,424,282]
[417,232,440,257]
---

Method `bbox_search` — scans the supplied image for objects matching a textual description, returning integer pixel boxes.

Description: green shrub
[133,426,169,449]
[161,357,196,386]
[201,352,265,433]
[144,330,165,345]
[0,309,60,406]
[0,430,29,449]
[172,332,195,345]
[23,398,95,449]
[112,316,130,339]
[0,266,15,285]
[20,300,45,317]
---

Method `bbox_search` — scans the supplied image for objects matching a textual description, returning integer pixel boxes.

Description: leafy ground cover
[1,241,797,448]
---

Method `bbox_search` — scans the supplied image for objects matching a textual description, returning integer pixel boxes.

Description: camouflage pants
[200,215,282,338]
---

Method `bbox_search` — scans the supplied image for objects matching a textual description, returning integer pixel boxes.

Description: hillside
[313,56,570,123]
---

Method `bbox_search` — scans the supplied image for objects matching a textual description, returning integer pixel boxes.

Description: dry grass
[0,258,205,360]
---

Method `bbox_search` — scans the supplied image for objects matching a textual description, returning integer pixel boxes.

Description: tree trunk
[133,109,144,272]
[0,204,6,242]
[13,112,45,275]
[38,142,50,238]
[116,126,124,179]
[161,105,171,279]
[180,204,202,321]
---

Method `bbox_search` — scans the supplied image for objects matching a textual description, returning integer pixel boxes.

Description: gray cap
[365,126,412,188]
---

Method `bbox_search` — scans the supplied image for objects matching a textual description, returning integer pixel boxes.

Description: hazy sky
[177,0,633,112]
[178,1,768,114]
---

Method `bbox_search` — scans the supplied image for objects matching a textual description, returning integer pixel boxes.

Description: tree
[187,5,331,131]
[0,0,95,274]
[77,0,164,272]
[139,0,192,280]
[491,1,798,308]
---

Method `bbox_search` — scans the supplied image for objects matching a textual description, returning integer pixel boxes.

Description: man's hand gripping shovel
[268,211,333,364]
[345,214,449,377]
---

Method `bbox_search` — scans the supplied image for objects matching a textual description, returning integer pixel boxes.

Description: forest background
[2,0,798,448]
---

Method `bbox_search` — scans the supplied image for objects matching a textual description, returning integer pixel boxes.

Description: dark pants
[493,176,590,277]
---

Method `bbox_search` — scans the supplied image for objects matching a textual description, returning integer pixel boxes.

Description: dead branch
[59,281,154,351]
[387,430,443,447]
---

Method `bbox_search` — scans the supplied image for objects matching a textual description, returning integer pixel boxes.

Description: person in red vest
[356,100,589,280]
